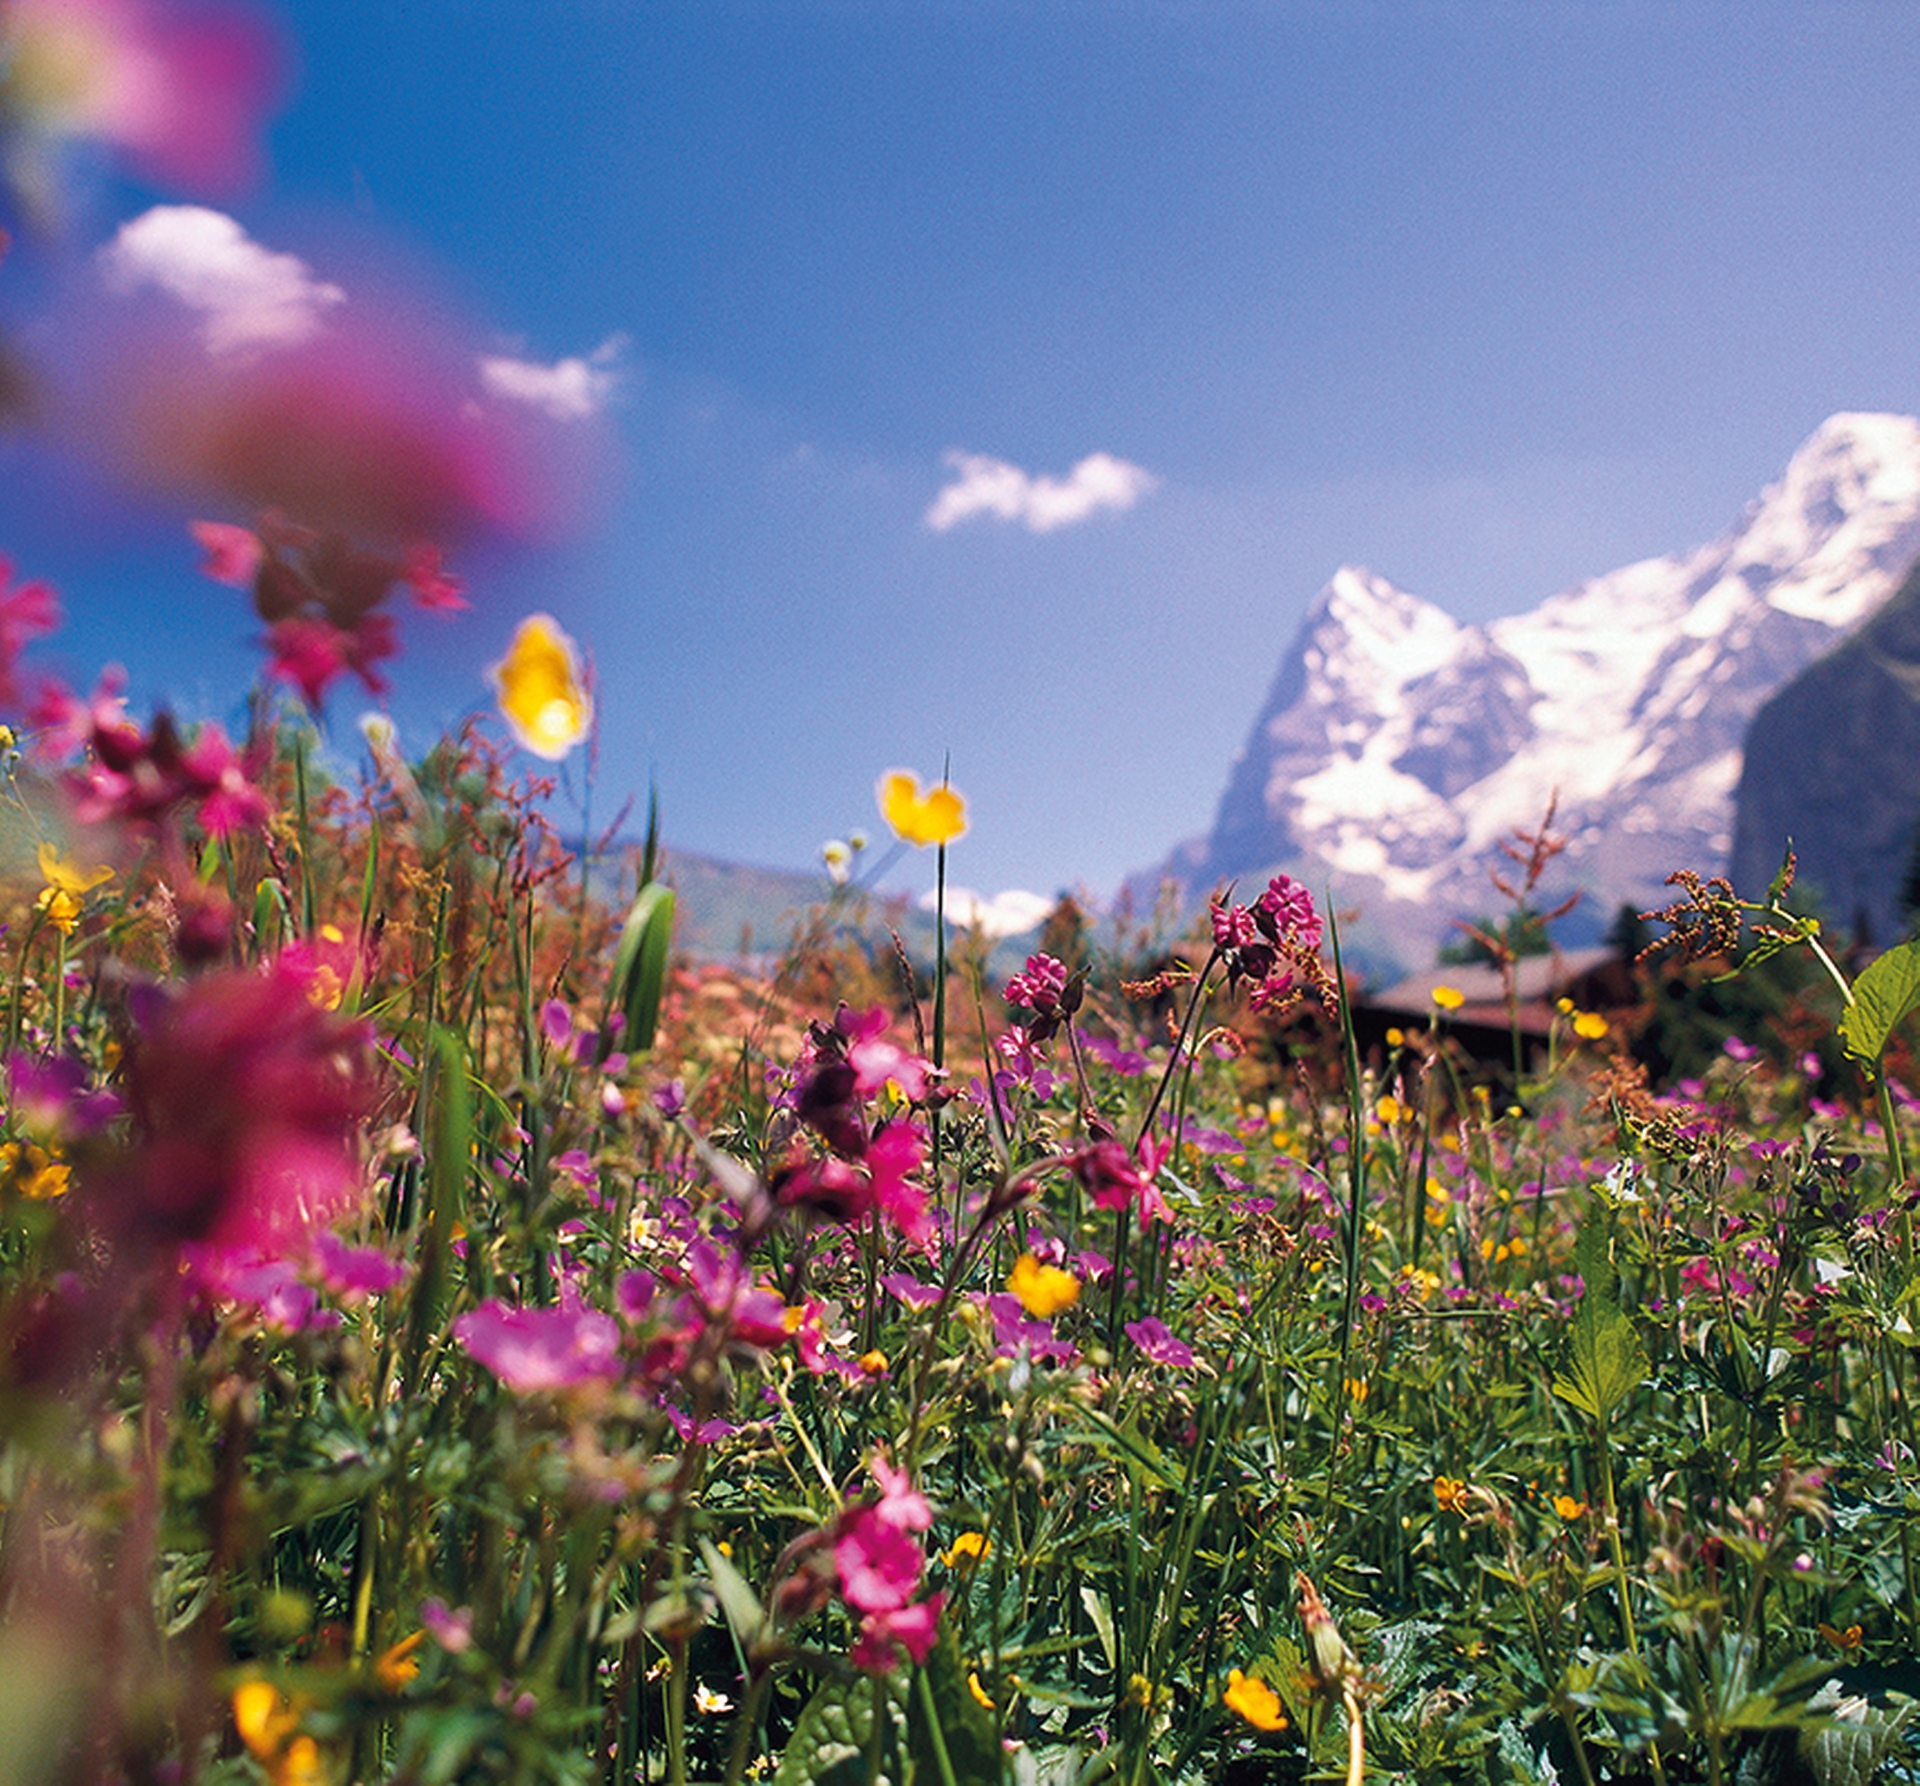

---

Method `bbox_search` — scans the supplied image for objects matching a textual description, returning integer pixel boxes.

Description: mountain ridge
[1138,412,1920,968]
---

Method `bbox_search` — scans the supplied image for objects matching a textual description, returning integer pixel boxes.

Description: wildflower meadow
[4,8,1920,1786]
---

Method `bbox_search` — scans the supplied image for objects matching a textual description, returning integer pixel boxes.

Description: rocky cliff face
[1143,413,1920,965]
[1732,554,1920,945]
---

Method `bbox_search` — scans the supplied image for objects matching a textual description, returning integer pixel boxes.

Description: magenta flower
[189,520,263,587]
[866,1121,933,1249]
[94,951,377,1257]
[0,558,59,709]
[311,1232,409,1302]
[6,1052,120,1143]
[1065,1136,1174,1226]
[851,1595,946,1673]
[880,1271,940,1310]
[51,699,271,838]
[1256,874,1323,950]
[453,1296,621,1394]
[1124,1317,1196,1370]
[1,0,284,201]
[835,1510,926,1614]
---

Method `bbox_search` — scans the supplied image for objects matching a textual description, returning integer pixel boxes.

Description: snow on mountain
[1156,413,1920,964]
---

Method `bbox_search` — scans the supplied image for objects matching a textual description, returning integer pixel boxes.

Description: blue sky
[4,1,1919,913]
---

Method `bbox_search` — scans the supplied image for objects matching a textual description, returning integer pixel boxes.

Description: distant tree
[1437,908,1553,966]
[1036,892,1089,977]
[1606,901,1653,960]
[1899,813,1920,936]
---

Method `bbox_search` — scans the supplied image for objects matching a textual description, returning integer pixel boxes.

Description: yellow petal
[876,769,967,847]
[35,841,113,896]
[490,614,593,761]
[1224,1668,1287,1732]
[1007,1252,1079,1318]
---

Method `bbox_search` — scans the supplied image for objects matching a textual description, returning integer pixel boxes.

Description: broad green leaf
[1553,1211,1647,1425]
[699,1538,767,1650]
[1840,937,1920,1068]
[605,881,675,1057]
[1079,1586,1116,1673]
[772,1671,908,1786]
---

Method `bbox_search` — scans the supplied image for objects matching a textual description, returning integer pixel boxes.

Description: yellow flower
[373,1628,425,1692]
[1223,1667,1287,1732]
[1007,1252,1079,1318]
[34,842,113,936]
[1572,1010,1609,1041]
[876,768,967,846]
[1819,1621,1864,1650]
[942,1530,991,1567]
[968,1670,995,1709]
[3,1141,70,1200]
[36,842,113,898]
[858,1348,889,1377]
[1553,1494,1588,1520]
[232,1680,323,1786]
[1376,1094,1402,1124]
[490,613,593,761]
[1433,1475,1470,1515]
[1431,984,1466,1011]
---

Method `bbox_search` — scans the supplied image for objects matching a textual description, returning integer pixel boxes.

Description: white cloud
[97,205,346,357]
[923,885,1055,941]
[925,448,1159,534]
[478,336,625,421]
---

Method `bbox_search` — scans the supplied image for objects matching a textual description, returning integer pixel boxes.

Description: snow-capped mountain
[1154,413,1920,963]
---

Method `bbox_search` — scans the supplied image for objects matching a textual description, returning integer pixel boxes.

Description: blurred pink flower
[54,702,270,836]
[1,0,284,206]
[835,1511,924,1615]
[453,1295,621,1394]
[310,1232,408,1302]
[1124,1316,1196,1370]
[850,1595,944,1673]
[0,556,59,708]
[95,951,378,1257]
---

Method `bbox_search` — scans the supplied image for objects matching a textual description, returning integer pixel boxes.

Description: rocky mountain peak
[1144,413,1920,971]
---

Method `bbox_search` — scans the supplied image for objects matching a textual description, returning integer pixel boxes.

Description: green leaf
[1553,1211,1647,1426]
[605,881,675,1058]
[1839,938,1920,1068]
[773,1671,908,1786]
[699,1538,767,1650]
[907,1629,1002,1786]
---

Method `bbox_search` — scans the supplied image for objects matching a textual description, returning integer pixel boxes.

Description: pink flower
[0,558,60,710]
[851,1594,945,1672]
[453,1296,621,1394]
[402,543,469,612]
[189,520,262,587]
[2,0,284,200]
[1124,1317,1196,1370]
[264,611,399,706]
[831,1454,944,1672]
[94,952,377,1256]
[866,1122,932,1249]
[311,1232,409,1302]
[869,1455,933,1534]
[1256,874,1323,951]
[1065,1137,1174,1226]
[835,1509,925,1614]
[54,700,271,837]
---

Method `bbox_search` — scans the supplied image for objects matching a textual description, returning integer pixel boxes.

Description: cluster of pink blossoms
[1209,873,1334,1014]
[85,948,379,1262]
[770,1455,944,1674]
[769,1006,937,1250]
[193,514,467,708]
